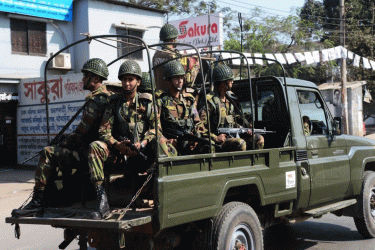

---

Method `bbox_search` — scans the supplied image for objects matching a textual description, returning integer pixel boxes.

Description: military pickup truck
[6,42,375,250]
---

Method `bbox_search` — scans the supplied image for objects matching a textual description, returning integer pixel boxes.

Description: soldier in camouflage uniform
[302,116,311,136]
[86,61,175,219]
[157,60,206,155]
[12,58,112,218]
[198,64,264,152]
[153,24,179,91]
[153,23,199,91]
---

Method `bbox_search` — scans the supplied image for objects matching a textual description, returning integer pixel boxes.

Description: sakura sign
[169,13,223,49]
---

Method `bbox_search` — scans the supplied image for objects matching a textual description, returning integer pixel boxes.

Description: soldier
[153,24,179,91]
[199,64,264,151]
[153,23,199,91]
[157,60,206,155]
[12,58,112,218]
[86,61,174,219]
[302,116,311,136]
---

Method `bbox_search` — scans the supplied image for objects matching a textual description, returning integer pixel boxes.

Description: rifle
[118,136,148,161]
[217,127,275,138]
[20,102,88,165]
[163,128,222,149]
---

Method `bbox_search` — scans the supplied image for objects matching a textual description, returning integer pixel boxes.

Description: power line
[217,0,375,24]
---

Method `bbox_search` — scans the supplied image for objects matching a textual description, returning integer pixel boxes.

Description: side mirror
[333,117,342,135]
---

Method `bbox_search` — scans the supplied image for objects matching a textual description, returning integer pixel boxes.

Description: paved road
[264,214,374,250]
[0,168,94,250]
[1,164,375,249]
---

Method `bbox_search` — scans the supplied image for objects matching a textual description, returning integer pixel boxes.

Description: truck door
[297,89,349,206]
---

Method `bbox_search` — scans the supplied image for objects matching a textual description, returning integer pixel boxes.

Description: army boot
[90,184,110,220]
[11,187,44,217]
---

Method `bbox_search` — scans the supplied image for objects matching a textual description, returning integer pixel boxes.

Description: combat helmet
[164,61,185,80]
[159,23,179,42]
[139,72,154,92]
[118,60,142,80]
[212,64,234,83]
[81,58,109,80]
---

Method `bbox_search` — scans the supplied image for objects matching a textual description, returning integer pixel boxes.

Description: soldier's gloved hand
[215,134,227,144]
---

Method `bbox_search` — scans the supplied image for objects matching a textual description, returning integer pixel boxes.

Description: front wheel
[354,171,375,238]
[212,202,263,250]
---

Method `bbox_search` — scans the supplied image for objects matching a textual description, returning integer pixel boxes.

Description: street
[0,168,94,250]
[1,168,375,249]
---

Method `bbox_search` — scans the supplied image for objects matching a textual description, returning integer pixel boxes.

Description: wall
[348,87,364,136]
[72,0,89,75]
[0,12,74,79]
[321,87,364,136]
[17,74,87,165]
[86,0,163,82]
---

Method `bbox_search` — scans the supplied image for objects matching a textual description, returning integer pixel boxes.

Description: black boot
[90,184,110,220]
[12,187,44,217]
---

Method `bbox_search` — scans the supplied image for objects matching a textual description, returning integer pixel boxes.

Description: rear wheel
[212,202,263,250]
[354,171,375,238]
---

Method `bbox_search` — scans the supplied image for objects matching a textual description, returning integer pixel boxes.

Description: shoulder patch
[138,93,153,102]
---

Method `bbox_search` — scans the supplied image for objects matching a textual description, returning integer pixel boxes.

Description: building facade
[0,0,166,166]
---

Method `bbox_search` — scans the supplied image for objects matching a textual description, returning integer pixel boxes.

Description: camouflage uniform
[35,84,112,188]
[199,91,246,152]
[87,92,169,183]
[153,23,199,91]
[158,90,206,155]
[302,116,311,136]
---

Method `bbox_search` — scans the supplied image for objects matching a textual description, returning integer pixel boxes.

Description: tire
[212,202,263,250]
[354,171,375,239]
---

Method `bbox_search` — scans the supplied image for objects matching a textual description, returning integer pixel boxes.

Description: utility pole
[340,0,349,134]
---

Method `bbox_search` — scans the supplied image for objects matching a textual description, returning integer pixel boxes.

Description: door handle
[311,150,318,158]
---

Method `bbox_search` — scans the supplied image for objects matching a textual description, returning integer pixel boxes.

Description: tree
[301,0,375,92]
[222,7,336,83]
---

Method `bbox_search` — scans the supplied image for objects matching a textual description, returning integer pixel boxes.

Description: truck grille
[296,150,308,161]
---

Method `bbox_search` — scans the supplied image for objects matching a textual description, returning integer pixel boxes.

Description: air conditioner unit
[50,53,71,69]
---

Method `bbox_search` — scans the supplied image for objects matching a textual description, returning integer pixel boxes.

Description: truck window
[297,90,328,136]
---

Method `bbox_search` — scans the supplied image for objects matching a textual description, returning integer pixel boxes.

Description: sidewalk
[0,169,34,218]
[0,169,34,198]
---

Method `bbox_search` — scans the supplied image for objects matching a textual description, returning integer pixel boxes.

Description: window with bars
[117,28,144,60]
[10,19,46,55]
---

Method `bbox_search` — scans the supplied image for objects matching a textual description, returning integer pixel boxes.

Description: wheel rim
[230,223,255,250]
[370,187,375,218]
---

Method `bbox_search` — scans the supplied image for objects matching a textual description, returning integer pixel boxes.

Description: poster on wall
[17,74,88,165]
[169,13,223,50]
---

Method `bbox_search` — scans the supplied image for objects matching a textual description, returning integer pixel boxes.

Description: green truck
[7,74,375,250]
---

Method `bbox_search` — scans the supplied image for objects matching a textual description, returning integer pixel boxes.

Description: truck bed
[6,201,154,230]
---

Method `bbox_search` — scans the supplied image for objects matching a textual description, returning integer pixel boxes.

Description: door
[0,103,17,166]
[297,89,349,206]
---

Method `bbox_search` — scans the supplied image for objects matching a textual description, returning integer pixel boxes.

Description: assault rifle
[217,127,275,138]
[163,128,222,149]
[118,136,148,161]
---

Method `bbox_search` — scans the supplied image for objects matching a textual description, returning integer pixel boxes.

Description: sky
[231,0,307,17]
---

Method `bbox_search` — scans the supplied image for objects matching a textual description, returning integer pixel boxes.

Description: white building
[0,0,166,166]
